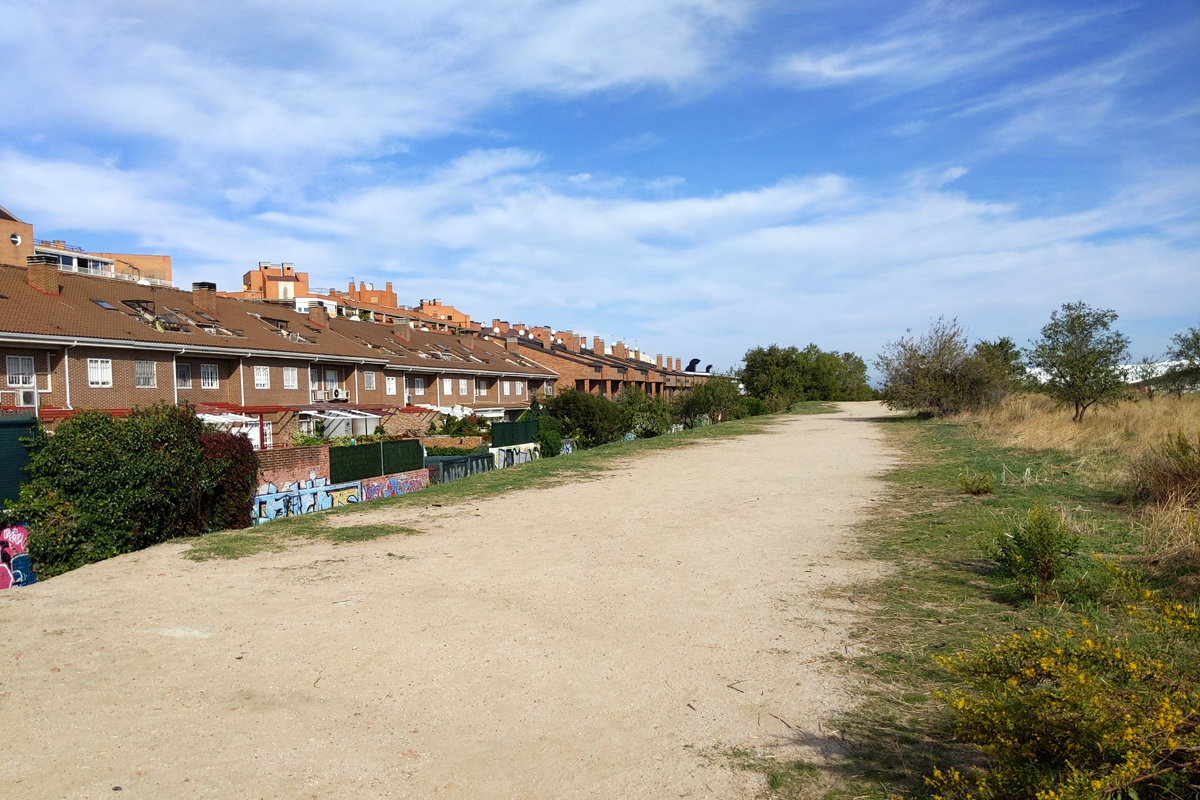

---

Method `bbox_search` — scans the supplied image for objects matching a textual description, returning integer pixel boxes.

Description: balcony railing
[56,263,173,287]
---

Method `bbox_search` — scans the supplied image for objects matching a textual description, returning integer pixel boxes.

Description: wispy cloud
[2,147,1193,367]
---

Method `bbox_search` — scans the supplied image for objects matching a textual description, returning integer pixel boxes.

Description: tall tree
[1025,302,1130,422]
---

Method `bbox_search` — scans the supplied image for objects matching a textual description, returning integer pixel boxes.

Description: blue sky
[1,0,1196,371]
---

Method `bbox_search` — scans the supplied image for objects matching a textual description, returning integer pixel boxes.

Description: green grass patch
[789,400,841,415]
[725,415,1164,798]
[183,515,423,561]
[182,415,776,562]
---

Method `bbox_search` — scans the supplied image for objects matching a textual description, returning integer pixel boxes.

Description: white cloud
[0,0,749,162]
[2,147,1193,369]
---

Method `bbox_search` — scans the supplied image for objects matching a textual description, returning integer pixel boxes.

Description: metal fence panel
[490,420,538,448]
[0,414,36,506]
[382,439,424,474]
[329,443,385,484]
[424,453,494,484]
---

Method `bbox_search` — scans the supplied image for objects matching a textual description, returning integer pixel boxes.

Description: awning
[300,409,382,420]
[198,412,259,425]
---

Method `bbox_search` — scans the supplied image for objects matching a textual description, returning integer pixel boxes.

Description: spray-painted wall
[490,442,540,470]
[0,523,35,589]
[251,467,429,525]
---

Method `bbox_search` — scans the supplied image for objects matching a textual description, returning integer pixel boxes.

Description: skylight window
[91,299,117,310]
[194,310,218,322]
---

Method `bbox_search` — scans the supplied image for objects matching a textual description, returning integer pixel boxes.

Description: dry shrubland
[961,392,1200,458]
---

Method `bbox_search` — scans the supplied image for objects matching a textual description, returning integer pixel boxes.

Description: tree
[1025,302,1130,422]
[875,318,1008,416]
[739,343,874,409]
[544,389,627,449]
[1162,324,1200,396]
[615,385,672,438]
[672,376,742,425]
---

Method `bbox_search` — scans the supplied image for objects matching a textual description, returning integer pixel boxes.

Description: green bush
[535,415,563,457]
[875,317,1014,416]
[929,565,1200,800]
[984,505,1080,599]
[544,390,626,449]
[739,343,875,405]
[616,385,673,437]
[957,469,994,495]
[11,404,213,577]
[672,376,743,426]
[737,396,770,417]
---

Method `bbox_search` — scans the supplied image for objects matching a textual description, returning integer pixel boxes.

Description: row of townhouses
[0,205,708,448]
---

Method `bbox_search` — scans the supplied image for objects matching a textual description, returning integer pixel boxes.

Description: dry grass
[961,392,1200,459]
[1138,499,1200,594]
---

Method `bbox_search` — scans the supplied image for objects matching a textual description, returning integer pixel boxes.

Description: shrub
[739,343,874,405]
[673,376,743,426]
[984,505,1080,599]
[616,385,672,437]
[11,404,211,577]
[545,389,626,449]
[875,317,1011,416]
[535,415,563,458]
[957,470,994,495]
[737,396,770,417]
[200,431,258,531]
[1131,429,1200,506]
[928,566,1200,800]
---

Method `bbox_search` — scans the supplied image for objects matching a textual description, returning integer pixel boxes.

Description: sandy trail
[1,402,896,799]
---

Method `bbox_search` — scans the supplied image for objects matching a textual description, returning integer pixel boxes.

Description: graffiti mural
[251,469,430,525]
[490,443,541,470]
[559,439,577,456]
[1,523,36,589]
[361,470,429,501]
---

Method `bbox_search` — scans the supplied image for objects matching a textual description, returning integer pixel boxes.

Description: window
[442,378,452,394]
[6,356,34,387]
[385,376,397,396]
[545,381,554,396]
[91,299,117,311]
[503,381,511,396]
[458,378,467,395]
[87,358,112,388]
[310,366,320,387]
[515,381,523,396]
[176,363,192,389]
[254,365,270,389]
[201,363,219,389]
[283,366,298,390]
[364,371,376,391]
[413,377,425,396]
[135,360,156,388]
[476,379,487,393]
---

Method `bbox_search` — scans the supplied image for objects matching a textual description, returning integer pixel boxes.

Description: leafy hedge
[8,403,258,578]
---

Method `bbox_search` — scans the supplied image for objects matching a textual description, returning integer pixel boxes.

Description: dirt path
[1,403,897,799]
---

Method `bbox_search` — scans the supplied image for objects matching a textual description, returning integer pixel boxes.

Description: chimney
[393,322,412,342]
[308,303,329,326]
[656,354,663,369]
[592,337,604,355]
[505,336,519,351]
[675,358,681,372]
[613,342,627,359]
[457,335,474,351]
[26,254,60,295]
[192,281,217,313]
[52,240,66,249]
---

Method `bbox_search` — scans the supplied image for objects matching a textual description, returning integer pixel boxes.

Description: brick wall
[257,444,331,489]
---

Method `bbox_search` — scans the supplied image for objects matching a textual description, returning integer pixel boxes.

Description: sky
[1,0,1197,372]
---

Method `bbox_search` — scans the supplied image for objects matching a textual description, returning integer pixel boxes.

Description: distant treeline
[737,344,877,411]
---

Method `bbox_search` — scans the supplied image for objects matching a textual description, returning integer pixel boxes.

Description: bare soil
[1,403,897,799]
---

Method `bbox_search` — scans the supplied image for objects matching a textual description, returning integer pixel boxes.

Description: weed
[983,505,1081,600]
[1130,429,1200,506]
[957,469,993,495]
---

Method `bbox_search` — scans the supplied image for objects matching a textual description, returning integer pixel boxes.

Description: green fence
[330,439,425,484]
[490,420,538,448]
[0,413,37,505]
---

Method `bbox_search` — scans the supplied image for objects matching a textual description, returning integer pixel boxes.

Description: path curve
[1,402,897,799]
